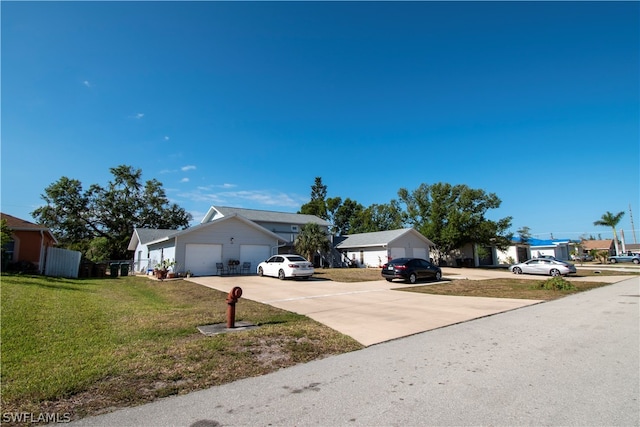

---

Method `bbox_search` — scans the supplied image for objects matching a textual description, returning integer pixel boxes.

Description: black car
[381,258,442,284]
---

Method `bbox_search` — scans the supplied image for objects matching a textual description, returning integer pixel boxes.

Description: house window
[3,240,15,262]
[291,225,299,232]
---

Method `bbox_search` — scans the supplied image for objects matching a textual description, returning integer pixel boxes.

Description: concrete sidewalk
[71,276,640,427]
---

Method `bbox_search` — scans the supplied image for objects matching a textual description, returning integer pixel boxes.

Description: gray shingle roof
[335,228,433,248]
[135,228,181,244]
[214,206,330,226]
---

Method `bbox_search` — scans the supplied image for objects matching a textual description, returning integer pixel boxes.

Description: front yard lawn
[0,275,362,422]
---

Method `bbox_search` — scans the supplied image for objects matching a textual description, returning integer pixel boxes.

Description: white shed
[335,228,435,268]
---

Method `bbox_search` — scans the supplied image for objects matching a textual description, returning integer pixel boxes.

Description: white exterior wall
[174,217,281,275]
[148,242,176,271]
[496,246,520,265]
[133,241,150,273]
[342,248,387,268]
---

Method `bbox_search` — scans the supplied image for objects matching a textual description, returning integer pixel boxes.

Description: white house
[495,237,572,265]
[143,214,286,276]
[128,228,182,273]
[334,228,435,268]
[128,206,329,276]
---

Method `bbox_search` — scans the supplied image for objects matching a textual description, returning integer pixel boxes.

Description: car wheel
[408,273,417,284]
[609,258,617,263]
[513,267,522,274]
[385,278,393,282]
[633,259,639,265]
[278,269,286,280]
[550,269,561,277]
[258,267,264,277]
[435,271,442,281]
[301,276,310,280]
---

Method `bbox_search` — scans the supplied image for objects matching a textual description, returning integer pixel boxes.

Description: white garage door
[185,244,222,276]
[389,247,406,260]
[240,245,271,274]
[413,247,428,260]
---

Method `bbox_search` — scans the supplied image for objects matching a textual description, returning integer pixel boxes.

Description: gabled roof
[335,228,434,249]
[1,212,58,243]
[582,239,614,250]
[201,206,330,227]
[140,213,286,247]
[127,228,181,250]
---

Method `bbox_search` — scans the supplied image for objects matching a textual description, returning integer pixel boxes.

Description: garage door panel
[413,247,428,260]
[390,247,406,260]
[185,244,221,276]
[240,245,270,273]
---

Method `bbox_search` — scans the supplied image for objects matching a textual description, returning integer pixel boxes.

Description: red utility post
[226,286,243,328]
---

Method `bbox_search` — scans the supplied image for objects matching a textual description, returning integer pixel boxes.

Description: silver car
[509,259,576,277]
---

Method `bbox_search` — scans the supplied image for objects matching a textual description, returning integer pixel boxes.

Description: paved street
[72,276,639,427]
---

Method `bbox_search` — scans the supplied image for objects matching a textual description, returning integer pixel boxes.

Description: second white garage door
[185,244,222,276]
[240,245,271,274]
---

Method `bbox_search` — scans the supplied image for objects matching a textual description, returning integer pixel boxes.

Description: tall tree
[333,198,365,236]
[398,183,512,260]
[299,177,329,220]
[295,222,331,264]
[517,226,532,244]
[350,202,405,234]
[32,165,192,260]
[593,211,625,255]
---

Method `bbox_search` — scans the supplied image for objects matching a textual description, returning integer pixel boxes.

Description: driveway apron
[186,271,544,346]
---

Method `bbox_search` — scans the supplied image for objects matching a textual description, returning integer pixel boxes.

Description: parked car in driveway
[257,254,314,280]
[381,258,442,284]
[572,253,594,262]
[510,258,577,277]
[608,252,640,264]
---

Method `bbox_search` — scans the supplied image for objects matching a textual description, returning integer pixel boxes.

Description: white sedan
[509,259,576,277]
[257,255,314,280]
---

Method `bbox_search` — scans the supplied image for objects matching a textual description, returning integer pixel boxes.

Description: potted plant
[156,259,176,280]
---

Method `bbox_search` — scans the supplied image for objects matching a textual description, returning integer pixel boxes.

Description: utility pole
[630,204,637,244]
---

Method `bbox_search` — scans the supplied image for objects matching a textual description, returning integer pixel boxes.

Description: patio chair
[216,263,227,276]
[241,262,251,275]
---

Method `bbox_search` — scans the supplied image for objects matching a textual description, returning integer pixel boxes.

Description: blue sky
[2,1,639,241]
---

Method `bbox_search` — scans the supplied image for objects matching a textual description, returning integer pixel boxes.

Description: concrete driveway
[187,267,564,346]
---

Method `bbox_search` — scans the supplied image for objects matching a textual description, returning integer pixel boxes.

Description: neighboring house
[528,238,572,261]
[495,239,531,265]
[624,243,640,253]
[1,212,57,274]
[334,228,435,268]
[581,239,615,256]
[128,228,182,273]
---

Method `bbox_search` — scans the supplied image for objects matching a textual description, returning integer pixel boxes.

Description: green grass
[1,275,363,421]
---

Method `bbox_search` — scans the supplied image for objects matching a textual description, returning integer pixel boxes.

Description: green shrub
[537,276,576,291]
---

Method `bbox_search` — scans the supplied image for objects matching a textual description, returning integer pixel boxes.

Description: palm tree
[593,211,625,256]
[295,223,331,266]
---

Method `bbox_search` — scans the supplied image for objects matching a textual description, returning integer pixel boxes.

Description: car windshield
[286,256,307,262]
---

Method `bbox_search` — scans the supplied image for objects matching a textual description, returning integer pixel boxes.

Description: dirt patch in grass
[398,278,610,300]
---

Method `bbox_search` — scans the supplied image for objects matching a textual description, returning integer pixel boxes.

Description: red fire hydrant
[226,286,243,328]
